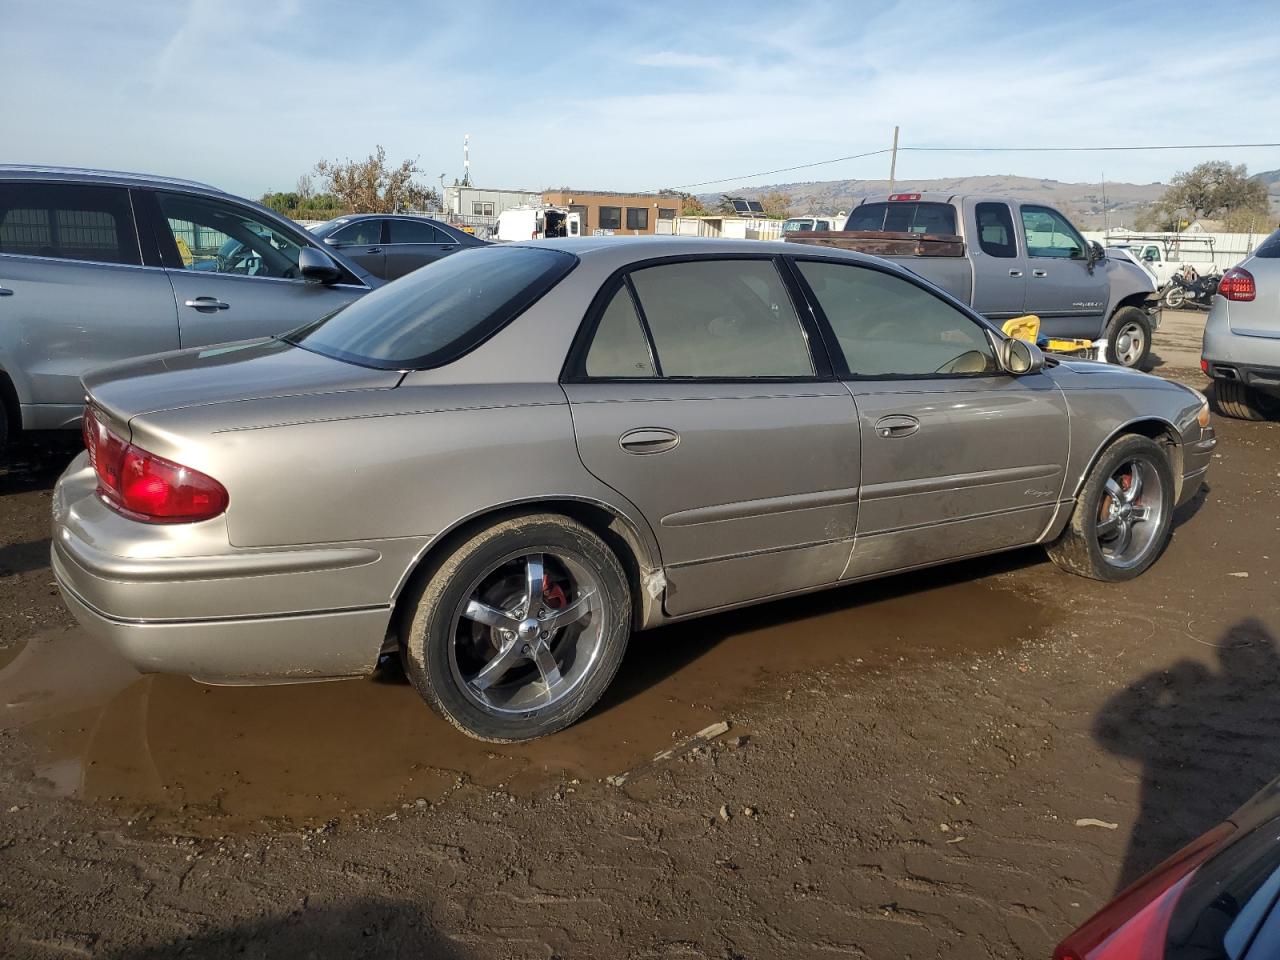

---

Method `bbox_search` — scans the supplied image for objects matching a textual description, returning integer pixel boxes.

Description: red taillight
[1218,266,1256,301]
[888,193,921,201]
[83,406,229,523]
[1201,358,1210,374]
[1053,822,1234,960]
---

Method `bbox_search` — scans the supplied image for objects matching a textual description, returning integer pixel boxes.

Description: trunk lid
[82,338,401,427]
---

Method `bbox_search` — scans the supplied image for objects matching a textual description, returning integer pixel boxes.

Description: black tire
[0,395,8,457]
[1045,434,1174,582]
[401,513,631,742]
[1213,379,1280,422]
[1104,306,1153,369]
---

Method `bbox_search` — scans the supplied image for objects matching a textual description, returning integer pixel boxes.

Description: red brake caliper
[542,577,567,611]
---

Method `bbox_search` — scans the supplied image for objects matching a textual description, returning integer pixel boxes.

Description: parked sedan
[310,213,485,281]
[52,238,1215,741]
[0,165,378,452]
[1055,776,1280,959]
[1202,228,1280,421]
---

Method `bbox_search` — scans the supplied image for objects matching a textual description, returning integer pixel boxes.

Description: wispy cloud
[2,0,1277,197]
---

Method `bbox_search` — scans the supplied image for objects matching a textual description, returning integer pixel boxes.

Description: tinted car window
[0,182,140,265]
[628,259,814,378]
[975,202,1017,258]
[1021,205,1085,259]
[388,219,442,244]
[845,201,957,235]
[797,260,996,377]
[288,246,575,369]
[157,192,305,278]
[1255,229,1280,258]
[330,219,383,246]
[584,284,656,378]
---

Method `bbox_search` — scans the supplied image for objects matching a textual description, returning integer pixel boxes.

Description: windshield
[310,217,351,238]
[286,246,576,369]
[1254,229,1280,258]
[783,219,813,232]
[845,202,957,235]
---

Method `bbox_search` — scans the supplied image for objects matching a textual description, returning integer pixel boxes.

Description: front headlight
[1188,388,1211,428]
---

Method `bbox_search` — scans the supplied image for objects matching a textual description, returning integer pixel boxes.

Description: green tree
[1144,161,1270,229]
[313,145,440,213]
[656,189,710,216]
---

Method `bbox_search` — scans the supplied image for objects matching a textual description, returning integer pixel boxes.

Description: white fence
[656,217,785,241]
[1083,231,1268,271]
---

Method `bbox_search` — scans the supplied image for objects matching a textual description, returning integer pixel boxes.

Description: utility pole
[1102,170,1109,235]
[888,126,900,190]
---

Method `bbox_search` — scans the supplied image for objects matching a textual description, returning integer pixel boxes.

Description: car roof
[0,164,224,193]
[507,235,908,274]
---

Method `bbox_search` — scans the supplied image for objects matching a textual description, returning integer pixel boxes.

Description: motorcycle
[1162,267,1220,309]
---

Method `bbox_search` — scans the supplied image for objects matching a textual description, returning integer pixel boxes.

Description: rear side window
[796,260,996,377]
[388,219,442,244]
[845,201,957,235]
[626,259,815,378]
[975,202,1017,258]
[584,285,656,378]
[288,246,576,369]
[0,182,140,265]
[1255,229,1280,258]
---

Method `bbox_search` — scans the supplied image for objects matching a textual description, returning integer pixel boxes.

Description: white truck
[1103,234,1218,289]
[494,207,581,242]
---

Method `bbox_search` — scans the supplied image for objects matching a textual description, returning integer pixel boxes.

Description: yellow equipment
[1000,315,1097,359]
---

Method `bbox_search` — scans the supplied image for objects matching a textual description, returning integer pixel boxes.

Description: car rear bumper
[1202,297,1280,383]
[51,452,419,684]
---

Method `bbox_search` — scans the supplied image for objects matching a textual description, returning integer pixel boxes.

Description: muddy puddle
[1,558,1056,832]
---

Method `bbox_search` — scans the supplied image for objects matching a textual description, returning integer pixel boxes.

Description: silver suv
[1202,228,1280,420]
[0,166,379,451]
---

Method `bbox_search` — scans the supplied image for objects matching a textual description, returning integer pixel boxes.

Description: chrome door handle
[1032,269,1048,278]
[0,287,13,297]
[873,415,920,439]
[366,246,383,253]
[619,427,680,454]
[184,297,230,311]
[1008,269,1023,277]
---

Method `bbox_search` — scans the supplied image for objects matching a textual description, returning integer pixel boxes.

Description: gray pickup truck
[786,193,1160,368]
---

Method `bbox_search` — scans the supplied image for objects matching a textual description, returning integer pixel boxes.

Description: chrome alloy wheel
[1113,321,1146,367]
[1096,459,1165,569]
[449,551,605,714]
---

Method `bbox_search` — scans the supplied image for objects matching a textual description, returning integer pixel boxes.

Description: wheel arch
[387,496,664,653]
[0,367,22,441]
[1071,417,1184,501]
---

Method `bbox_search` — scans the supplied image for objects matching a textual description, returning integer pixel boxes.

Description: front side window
[626,259,814,378]
[583,284,656,378]
[796,260,997,377]
[329,219,383,246]
[288,246,576,369]
[157,192,305,278]
[388,219,441,244]
[975,202,1017,258]
[0,182,140,265]
[625,207,649,230]
[1020,205,1085,259]
[598,206,622,231]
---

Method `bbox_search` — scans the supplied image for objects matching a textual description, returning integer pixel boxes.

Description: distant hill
[702,174,1170,230]
[1251,168,1280,190]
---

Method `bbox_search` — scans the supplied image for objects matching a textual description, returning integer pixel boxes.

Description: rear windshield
[287,246,576,369]
[1166,815,1280,958]
[1255,229,1280,258]
[845,201,957,235]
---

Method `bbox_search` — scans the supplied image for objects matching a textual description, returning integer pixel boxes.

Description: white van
[494,207,581,242]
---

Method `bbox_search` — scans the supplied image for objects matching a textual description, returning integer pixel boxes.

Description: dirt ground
[2,313,1279,959]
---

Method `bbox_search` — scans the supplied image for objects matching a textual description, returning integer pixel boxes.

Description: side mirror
[322,236,342,246]
[1001,337,1045,375]
[1088,241,1105,263]
[298,246,342,284]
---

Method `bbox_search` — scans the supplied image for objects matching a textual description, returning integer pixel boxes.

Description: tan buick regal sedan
[52,238,1215,741]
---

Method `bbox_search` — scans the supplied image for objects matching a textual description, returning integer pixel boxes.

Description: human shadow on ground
[1094,617,1280,891]
[112,896,470,960]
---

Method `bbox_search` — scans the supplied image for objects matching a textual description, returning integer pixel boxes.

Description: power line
[670,141,1280,192]
[671,148,891,190]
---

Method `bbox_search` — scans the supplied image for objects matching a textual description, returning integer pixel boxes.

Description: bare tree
[313,145,439,213]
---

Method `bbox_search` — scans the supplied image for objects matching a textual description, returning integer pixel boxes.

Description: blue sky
[4,0,1278,198]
